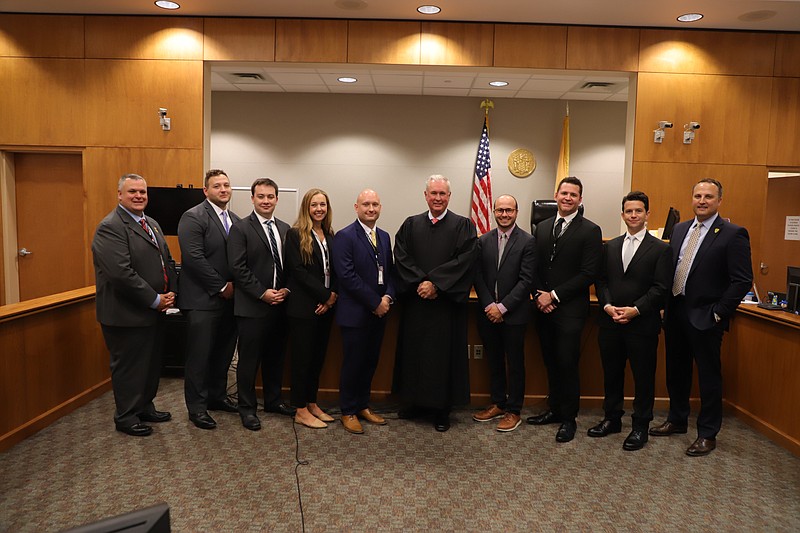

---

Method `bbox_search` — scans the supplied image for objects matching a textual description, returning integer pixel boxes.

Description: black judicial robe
[392,211,478,409]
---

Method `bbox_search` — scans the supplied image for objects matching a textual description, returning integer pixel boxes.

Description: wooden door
[15,153,86,300]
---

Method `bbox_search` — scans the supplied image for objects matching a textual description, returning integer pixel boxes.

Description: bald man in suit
[92,173,177,437]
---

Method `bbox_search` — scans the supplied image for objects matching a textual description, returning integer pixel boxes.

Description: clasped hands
[417,280,437,300]
[373,295,392,318]
[156,292,176,312]
[261,288,290,305]
[605,305,639,324]
[315,292,338,315]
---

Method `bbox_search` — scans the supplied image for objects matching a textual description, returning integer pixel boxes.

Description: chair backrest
[530,200,584,233]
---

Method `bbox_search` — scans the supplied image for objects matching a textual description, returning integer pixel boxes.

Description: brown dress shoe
[473,405,505,422]
[686,437,716,456]
[358,408,387,425]
[341,415,364,434]
[649,420,688,436]
[496,413,521,432]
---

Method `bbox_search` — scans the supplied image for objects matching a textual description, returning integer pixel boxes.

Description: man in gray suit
[472,194,536,432]
[177,169,240,430]
[92,173,177,437]
[227,177,293,431]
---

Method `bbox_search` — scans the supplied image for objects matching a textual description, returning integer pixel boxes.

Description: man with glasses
[472,195,536,432]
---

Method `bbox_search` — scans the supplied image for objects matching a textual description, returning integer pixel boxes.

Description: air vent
[234,73,265,81]
[580,82,615,89]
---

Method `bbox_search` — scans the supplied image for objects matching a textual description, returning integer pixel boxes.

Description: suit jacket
[668,216,752,330]
[177,200,240,310]
[284,227,338,320]
[332,220,396,328]
[533,213,603,318]
[596,232,672,335]
[227,212,290,318]
[474,225,536,326]
[92,206,177,327]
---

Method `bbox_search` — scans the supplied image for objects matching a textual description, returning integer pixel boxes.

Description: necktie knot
[431,217,439,224]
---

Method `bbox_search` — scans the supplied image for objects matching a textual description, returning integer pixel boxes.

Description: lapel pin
[714,228,719,234]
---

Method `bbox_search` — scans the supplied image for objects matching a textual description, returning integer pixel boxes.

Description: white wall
[211,92,628,238]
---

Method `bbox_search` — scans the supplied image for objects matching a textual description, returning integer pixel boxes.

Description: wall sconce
[653,121,673,143]
[683,122,700,144]
[158,107,171,131]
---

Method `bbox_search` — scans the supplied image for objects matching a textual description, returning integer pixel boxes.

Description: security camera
[686,122,700,130]
[158,108,167,117]
[658,121,673,129]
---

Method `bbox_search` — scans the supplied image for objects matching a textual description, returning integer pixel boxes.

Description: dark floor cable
[292,418,309,533]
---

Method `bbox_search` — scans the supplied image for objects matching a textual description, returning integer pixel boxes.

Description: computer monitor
[787,266,800,313]
[530,200,584,234]
[61,503,170,533]
[145,186,206,236]
[662,207,680,241]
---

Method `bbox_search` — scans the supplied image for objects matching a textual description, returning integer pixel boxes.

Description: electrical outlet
[474,345,483,359]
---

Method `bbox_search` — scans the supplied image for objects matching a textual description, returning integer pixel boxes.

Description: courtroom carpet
[0,377,798,532]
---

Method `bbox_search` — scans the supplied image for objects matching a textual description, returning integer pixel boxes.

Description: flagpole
[472,100,494,236]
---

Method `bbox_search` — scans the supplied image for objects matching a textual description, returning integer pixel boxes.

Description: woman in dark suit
[285,188,338,429]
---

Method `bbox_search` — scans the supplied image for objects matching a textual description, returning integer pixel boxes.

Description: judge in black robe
[392,175,478,431]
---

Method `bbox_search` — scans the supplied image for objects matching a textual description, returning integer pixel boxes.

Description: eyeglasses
[494,208,517,215]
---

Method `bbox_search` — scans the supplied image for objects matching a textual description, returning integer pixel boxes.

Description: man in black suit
[527,176,602,443]
[92,173,177,437]
[227,177,294,431]
[332,189,396,435]
[650,178,752,456]
[590,191,672,451]
[177,169,240,430]
[472,194,536,433]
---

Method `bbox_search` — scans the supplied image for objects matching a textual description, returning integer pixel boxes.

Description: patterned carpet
[1,377,798,532]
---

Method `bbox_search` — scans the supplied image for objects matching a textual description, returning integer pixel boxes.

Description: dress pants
[290,313,333,408]
[339,321,386,416]
[476,315,526,414]
[183,305,237,413]
[535,311,585,421]
[236,312,287,416]
[664,296,724,439]
[101,319,166,427]
[597,326,658,431]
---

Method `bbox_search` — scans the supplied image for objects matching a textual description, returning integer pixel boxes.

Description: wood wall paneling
[420,22,494,66]
[493,24,567,69]
[631,161,768,262]
[633,73,772,165]
[275,19,346,63]
[774,33,800,77]
[566,26,639,71]
[756,176,800,294]
[0,320,26,436]
[767,77,800,167]
[0,14,84,58]
[85,16,203,60]
[639,30,776,76]
[203,17,276,61]
[347,20,421,65]
[84,59,204,149]
[0,58,86,147]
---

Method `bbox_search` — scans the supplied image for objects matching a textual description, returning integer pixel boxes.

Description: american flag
[471,117,493,235]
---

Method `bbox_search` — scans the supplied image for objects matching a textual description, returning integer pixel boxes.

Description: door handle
[18,248,32,257]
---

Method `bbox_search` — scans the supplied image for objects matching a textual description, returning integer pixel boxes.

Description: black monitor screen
[145,187,206,236]
[662,207,680,241]
[788,266,800,313]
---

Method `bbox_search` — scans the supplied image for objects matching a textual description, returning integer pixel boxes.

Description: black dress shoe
[189,411,217,430]
[555,420,577,443]
[116,423,153,437]
[434,414,451,432]
[622,430,648,451]
[686,437,716,456]
[264,402,296,417]
[208,399,238,413]
[649,420,688,436]
[241,414,261,431]
[587,418,622,438]
[526,410,562,425]
[139,410,172,423]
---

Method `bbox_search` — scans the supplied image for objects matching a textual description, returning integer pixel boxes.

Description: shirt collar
[357,219,376,235]
[119,204,144,222]
[693,213,719,229]
[556,210,579,225]
[207,199,227,217]
[498,226,514,239]
[626,227,648,241]
[428,209,448,221]
[254,211,275,225]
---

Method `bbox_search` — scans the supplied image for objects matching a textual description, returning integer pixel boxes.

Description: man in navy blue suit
[650,178,752,456]
[332,189,396,435]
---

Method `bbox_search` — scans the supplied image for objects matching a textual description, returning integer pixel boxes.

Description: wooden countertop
[737,302,800,330]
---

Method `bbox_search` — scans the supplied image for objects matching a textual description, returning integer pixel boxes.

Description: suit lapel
[120,207,159,249]
[204,201,228,240]
[498,228,518,270]
[551,215,581,260]
[626,234,653,272]
[608,235,624,275]
[689,217,724,277]
[248,212,271,250]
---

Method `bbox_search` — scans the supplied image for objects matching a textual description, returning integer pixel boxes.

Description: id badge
[378,265,384,285]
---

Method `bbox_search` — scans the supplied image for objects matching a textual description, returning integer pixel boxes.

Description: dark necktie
[553,218,564,240]
[140,218,168,291]
[265,220,283,288]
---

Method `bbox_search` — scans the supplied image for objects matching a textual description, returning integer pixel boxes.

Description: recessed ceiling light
[154,1,180,9]
[677,13,703,23]
[489,81,509,87]
[337,77,358,83]
[417,5,441,15]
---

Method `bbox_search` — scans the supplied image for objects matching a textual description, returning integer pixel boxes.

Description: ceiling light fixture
[154,1,180,9]
[489,81,509,87]
[677,13,703,23]
[337,77,358,83]
[417,5,441,15]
